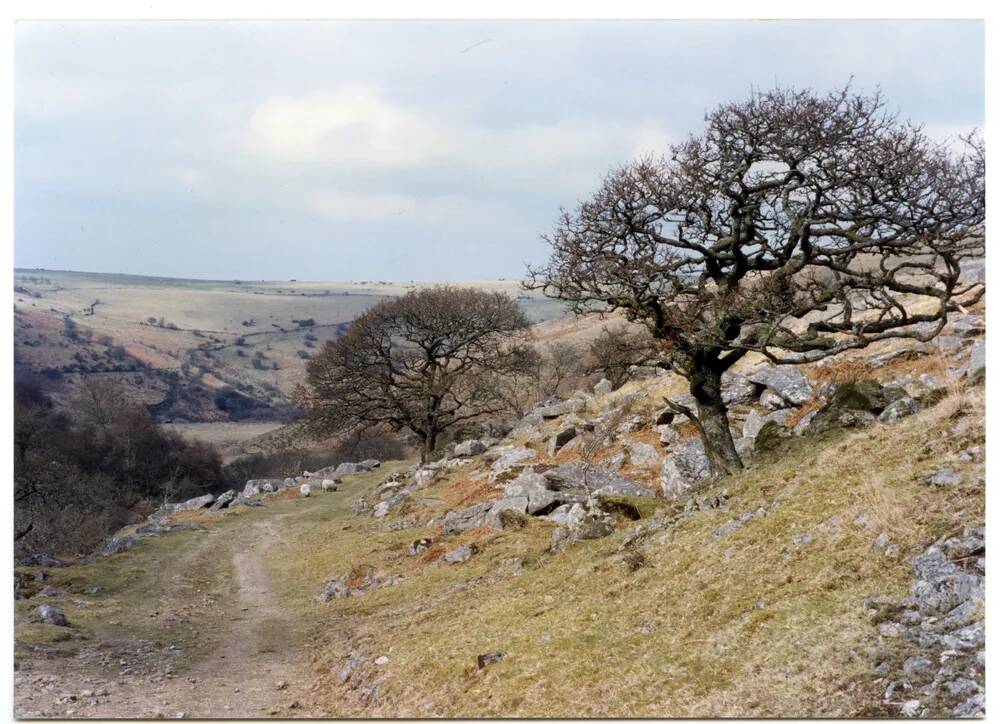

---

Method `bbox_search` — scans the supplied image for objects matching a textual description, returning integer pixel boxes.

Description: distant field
[162,421,287,448]
[13,269,571,428]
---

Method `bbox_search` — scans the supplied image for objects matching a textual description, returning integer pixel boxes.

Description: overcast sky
[15,20,984,282]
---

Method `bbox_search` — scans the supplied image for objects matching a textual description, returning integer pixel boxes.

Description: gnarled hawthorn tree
[298,286,537,462]
[527,86,984,474]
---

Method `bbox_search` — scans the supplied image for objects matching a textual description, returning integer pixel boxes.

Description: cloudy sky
[15,20,984,281]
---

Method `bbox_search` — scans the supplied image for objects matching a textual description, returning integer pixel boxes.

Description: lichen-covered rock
[878,396,922,423]
[626,440,662,468]
[542,462,653,498]
[97,535,140,556]
[593,378,614,395]
[486,497,529,530]
[443,544,474,564]
[442,501,495,535]
[808,380,905,434]
[720,372,759,405]
[34,604,68,626]
[547,426,578,456]
[925,467,961,487]
[659,439,712,500]
[453,439,487,457]
[488,446,536,476]
[748,365,813,406]
[174,493,214,512]
[208,489,236,512]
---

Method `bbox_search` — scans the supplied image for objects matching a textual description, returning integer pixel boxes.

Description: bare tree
[298,286,537,462]
[75,376,129,429]
[528,86,984,474]
[586,323,658,389]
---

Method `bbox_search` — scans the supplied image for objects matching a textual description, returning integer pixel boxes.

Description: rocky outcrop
[866,528,984,717]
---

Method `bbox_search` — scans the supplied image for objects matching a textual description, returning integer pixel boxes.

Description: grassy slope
[279,385,983,717]
[15,380,983,717]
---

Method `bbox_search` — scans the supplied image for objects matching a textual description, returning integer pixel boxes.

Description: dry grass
[443,472,500,508]
[293,382,983,718]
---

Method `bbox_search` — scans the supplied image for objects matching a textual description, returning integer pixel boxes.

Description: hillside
[13,301,985,718]
[13,270,568,438]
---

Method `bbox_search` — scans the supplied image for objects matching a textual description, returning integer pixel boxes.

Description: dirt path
[15,520,321,719]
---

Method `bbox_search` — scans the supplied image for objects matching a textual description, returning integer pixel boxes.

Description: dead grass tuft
[444,474,500,508]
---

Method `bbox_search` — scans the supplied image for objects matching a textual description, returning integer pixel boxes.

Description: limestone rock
[659,439,712,500]
[748,365,813,406]
[547,426,578,456]
[208,490,236,512]
[442,545,474,564]
[442,501,495,535]
[593,378,613,395]
[34,604,68,626]
[453,439,487,457]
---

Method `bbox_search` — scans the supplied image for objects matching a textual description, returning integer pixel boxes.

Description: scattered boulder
[453,439,487,457]
[949,314,984,338]
[443,545,474,564]
[442,501,495,535]
[753,420,791,455]
[408,538,433,556]
[413,467,437,487]
[547,426,578,456]
[659,439,712,500]
[208,490,236,513]
[13,553,69,568]
[542,462,653,498]
[808,380,905,434]
[720,372,759,405]
[924,467,961,487]
[748,365,813,406]
[937,335,964,354]
[174,493,214,512]
[593,378,614,395]
[535,398,587,420]
[759,389,790,411]
[489,446,536,476]
[96,535,140,556]
[626,440,661,467]
[504,471,575,514]
[477,651,505,669]
[959,339,985,380]
[486,497,530,530]
[34,604,68,626]
[878,396,922,423]
[656,424,680,446]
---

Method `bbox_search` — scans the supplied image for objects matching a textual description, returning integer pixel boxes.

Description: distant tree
[586,323,658,389]
[75,377,129,429]
[528,86,984,474]
[299,286,536,461]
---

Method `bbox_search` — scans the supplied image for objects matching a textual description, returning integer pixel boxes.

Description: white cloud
[248,85,447,167]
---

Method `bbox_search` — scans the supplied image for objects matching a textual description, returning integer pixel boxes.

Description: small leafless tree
[586,323,658,389]
[528,86,984,474]
[298,286,536,462]
[75,376,129,429]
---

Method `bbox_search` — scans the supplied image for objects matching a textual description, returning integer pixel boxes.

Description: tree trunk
[420,428,438,464]
[690,361,744,475]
